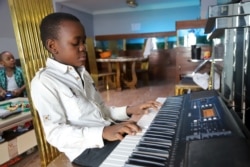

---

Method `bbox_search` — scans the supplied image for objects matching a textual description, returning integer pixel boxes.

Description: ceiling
[54,0,200,15]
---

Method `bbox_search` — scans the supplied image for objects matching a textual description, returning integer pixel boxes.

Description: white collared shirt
[31,58,129,161]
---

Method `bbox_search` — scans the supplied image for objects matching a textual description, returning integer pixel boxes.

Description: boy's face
[50,20,86,68]
[0,52,16,68]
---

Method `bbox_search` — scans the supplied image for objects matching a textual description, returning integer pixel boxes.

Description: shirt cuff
[87,126,105,148]
[109,106,130,120]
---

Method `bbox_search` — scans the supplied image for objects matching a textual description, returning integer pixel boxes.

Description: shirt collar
[46,58,86,74]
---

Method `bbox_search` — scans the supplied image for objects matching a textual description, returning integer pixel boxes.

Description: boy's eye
[72,39,85,46]
[72,42,79,46]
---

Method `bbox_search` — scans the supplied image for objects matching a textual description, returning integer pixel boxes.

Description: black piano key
[139,140,172,148]
[136,141,171,150]
[143,133,173,141]
[161,107,181,110]
[129,152,167,164]
[157,117,178,121]
[124,164,141,167]
[153,117,178,122]
[158,110,180,114]
[161,105,182,109]
[145,130,174,136]
[151,118,178,124]
[152,120,177,127]
[150,122,177,129]
[134,146,169,156]
[126,158,166,167]
[144,130,174,139]
[132,152,168,160]
[141,136,172,146]
[148,127,175,134]
[160,111,180,114]
[136,143,170,153]
[148,125,175,131]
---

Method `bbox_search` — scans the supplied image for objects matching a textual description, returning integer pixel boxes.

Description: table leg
[106,62,116,89]
[115,62,122,91]
[123,61,137,89]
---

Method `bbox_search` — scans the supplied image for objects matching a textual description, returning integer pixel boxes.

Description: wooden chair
[86,38,116,90]
[136,57,149,85]
[175,76,202,95]
[175,83,202,95]
[135,38,151,86]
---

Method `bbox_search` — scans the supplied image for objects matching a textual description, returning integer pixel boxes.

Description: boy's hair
[0,51,10,61]
[40,12,80,48]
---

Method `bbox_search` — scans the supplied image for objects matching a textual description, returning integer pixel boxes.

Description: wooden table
[96,57,148,91]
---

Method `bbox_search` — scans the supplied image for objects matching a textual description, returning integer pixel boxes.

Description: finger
[140,109,149,115]
[154,101,162,107]
[140,103,153,110]
[147,101,162,109]
[119,122,140,135]
[124,122,141,133]
[115,132,124,140]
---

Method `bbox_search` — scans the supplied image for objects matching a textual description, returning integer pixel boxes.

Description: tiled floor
[9,80,175,167]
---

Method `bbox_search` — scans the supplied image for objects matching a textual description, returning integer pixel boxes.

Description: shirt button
[76,76,80,80]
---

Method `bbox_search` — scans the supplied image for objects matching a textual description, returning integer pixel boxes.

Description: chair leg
[143,72,149,85]
[105,76,109,90]
[92,76,99,88]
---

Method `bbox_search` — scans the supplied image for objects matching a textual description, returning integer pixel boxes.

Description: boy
[31,12,161,166]
[0,51,26,100]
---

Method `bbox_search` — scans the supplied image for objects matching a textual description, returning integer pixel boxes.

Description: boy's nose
[79,44,86,52]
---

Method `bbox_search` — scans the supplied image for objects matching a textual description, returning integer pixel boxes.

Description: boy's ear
[46,39,56,53]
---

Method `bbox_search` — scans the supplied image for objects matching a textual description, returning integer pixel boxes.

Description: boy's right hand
[102,121,141,141]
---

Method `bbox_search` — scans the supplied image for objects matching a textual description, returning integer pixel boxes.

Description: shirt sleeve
[30,76,105,155]
[108,106,130,121]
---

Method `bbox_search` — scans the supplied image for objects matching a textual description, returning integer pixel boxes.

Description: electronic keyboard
[100,90,250,167]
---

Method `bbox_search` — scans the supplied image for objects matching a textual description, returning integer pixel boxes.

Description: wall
[0,0,19,58]
[200,0,217,19]
[93,6,200,35]
[55,4,94,37]
[1,0,207,60]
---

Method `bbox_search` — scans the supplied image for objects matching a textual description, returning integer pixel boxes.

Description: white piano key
[100,133,145,166]
[137,109,157,129]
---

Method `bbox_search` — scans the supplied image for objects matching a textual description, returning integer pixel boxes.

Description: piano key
[134,147,169,157]
[156,113,179,118]
[128,153,168,166]
[147,127,176,134]
[156,115,178,119]
[152,120,177,127]
[143,133,173,141]
[131,152,168,161]
[139,141,171,148]
[137,110,158,129]
[125,158,166,167]
[149,122,177,129]
[136,143,169,154]
[147,129,175,135]
[124,164,141,167]
[141,136,172,145]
